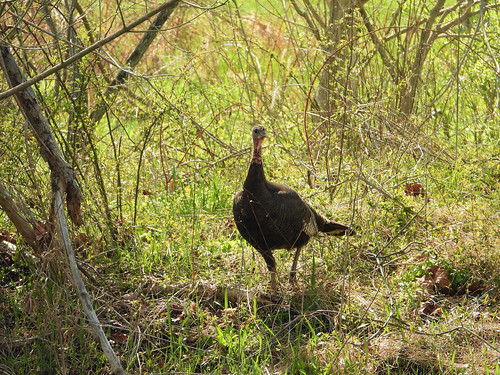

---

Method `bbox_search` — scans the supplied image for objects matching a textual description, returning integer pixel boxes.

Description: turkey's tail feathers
[313,209,356,236]
[321,220,356,236]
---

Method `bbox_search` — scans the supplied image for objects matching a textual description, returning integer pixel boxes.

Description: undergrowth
[1,0,500,374]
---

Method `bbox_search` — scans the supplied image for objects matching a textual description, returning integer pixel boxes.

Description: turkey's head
[252,125,269,148]
[251,125,268,140]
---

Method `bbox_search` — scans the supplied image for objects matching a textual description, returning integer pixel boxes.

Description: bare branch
[303,0,326,30]
[382,1,500,44]
[0,46,83,225]
[291,1,321,41]
[52,186,126,375]
[358,6,397,83]
[400,0,446,114]
[0,0,182,101]
[90,1,181,123]
[0,181,38,252]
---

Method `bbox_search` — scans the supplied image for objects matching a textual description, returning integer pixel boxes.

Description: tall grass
[1,0,500,373]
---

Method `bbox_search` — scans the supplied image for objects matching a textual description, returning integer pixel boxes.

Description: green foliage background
[1,0,500,373]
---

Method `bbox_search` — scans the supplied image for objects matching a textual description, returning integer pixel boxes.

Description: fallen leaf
[111,332,128,343]
[34,221,49,242]
[74,233,90,249]
[418,264,452,294]
[467,280,482,294]
[429,265,451,289]
[404,183,426,197]
[418,301,442,318]
[457,280,483,295]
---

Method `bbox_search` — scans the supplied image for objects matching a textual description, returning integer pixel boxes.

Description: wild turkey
[233,125,355,292]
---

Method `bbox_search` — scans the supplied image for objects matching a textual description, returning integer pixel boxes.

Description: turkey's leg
[270,270,277,292]
[289,247,302,283]
[260,251,278,292]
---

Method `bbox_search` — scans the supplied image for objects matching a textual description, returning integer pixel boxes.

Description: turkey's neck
[244,137,267,190]
[251,137,264,165]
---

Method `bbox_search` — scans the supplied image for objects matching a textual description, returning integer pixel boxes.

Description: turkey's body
[233,125,355,292]
[233,164,313,257]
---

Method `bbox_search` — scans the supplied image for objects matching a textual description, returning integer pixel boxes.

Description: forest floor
[2,1,500,374]
[2,149,500,374]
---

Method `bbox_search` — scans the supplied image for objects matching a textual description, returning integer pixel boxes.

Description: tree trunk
[0,46,83,226]
[0,45,126,375]
[399,0,446,115]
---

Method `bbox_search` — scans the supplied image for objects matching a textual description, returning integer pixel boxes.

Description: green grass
[5,154,500,373]
[2,1,500,374]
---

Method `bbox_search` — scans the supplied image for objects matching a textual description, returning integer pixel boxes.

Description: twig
[53,188,126,375]
[89,0,182,123]
[0,0,182,101]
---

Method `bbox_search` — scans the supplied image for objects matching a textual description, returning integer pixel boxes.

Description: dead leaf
[34,220,49,242]
[111,332,128,343]
[457,280,483,296]
[417,275,434,291]
[418,265,452,294]
[467,280,482,294]
[74,233,90,250]
[429,265,451,289]
[404,183,426,197]
[418,301,442,318]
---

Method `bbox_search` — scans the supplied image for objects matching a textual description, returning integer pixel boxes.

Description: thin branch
[0,0,182,101]
[302,0,326,30]
[290,0,321,41]
[52,186,126,375]
[90,0,182,123]
[380,1,500,44]
[425,2,487,111]
[358,6,397,83]
[0,181,38,252]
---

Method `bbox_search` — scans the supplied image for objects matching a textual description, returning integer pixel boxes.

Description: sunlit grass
[2,1,500,374]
